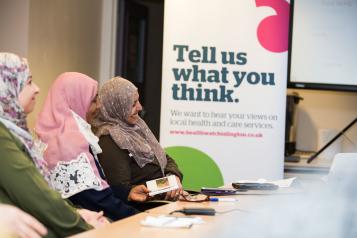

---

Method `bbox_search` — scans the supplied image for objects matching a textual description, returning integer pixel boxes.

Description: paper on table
[140,215,204,228]
[271,177,296,188]
[236,177,296,188]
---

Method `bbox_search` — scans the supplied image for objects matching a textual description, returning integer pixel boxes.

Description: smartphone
[201,187,247,195]
[232,183,279,190]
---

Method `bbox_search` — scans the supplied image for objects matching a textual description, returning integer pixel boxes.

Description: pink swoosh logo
[256,0,290,53]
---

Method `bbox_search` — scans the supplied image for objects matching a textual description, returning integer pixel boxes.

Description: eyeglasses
[179,193,210,202]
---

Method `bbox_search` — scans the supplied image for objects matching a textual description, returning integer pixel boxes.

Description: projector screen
[288,0,357,92]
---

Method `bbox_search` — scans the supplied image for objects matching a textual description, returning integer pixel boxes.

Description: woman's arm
[0,125,92,237]
[97,135,133,199]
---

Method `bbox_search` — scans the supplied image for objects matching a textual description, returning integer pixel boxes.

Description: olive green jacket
[0,122,92,237]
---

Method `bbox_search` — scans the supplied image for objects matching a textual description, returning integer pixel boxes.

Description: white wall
[0,0,105,128]
[99,0,117,85]
[0,0,29,56]
[26,0,103,128]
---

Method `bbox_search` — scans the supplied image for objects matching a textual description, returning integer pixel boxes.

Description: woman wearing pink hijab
[35,72,148,221]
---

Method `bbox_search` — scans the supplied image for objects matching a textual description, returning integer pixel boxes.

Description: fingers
[129,191,148,202]
[77,209,96,221]
[165,189,180,201]
[92,211,104,221]
[87,219,106,229]
[78,209,106,224]
[175,176,183,188]
[19,210,47,237]
[83,211,109,229]
[174,189,182,200]
[135,194,148,202]
[99,217,110,224]
[182,190,189,196]
[129,185,150,202]
[164,191,171,200]
[17,222,42,238]
[135,184,150,194]
[133,185,149,195]
[174,176,184,197]
[139,185,150,193]
[76,209,88,220]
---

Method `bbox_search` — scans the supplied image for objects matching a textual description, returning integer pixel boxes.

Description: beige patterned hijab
[92,77,167,173]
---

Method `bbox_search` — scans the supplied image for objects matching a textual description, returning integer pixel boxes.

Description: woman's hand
[77,209,110,228]
[0,204,47,238]
[128,185,150,202]
[165,176,183,201]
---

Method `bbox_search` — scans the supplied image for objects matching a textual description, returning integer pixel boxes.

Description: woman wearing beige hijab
[92,77,183,202]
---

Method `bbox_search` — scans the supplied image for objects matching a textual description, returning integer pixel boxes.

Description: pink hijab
[35,72,108,198]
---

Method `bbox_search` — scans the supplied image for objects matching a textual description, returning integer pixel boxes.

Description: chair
[165,146,224,191]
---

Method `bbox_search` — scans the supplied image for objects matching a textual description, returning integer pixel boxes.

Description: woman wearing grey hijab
[92,77,183,201]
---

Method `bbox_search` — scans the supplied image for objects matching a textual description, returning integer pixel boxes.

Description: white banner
[160,0,290,184]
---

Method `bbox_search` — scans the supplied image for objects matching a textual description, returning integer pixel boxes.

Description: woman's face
[127,91,142,125]
[18,76,40,114]
[86,94,99,123]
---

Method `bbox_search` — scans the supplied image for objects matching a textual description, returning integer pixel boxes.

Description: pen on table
[209,197,237,202]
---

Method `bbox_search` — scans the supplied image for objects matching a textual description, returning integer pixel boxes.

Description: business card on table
[146,175,178,196]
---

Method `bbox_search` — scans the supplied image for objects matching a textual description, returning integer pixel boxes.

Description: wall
[290,89,357,154]
[99,0,117,86]
[26,0,103,128]
[0,0,114,129]
[0,0,29,56]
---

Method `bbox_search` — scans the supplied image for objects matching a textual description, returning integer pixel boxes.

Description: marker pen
[209,197,237,202]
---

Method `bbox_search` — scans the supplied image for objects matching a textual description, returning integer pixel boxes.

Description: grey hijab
[92,77,167,173]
